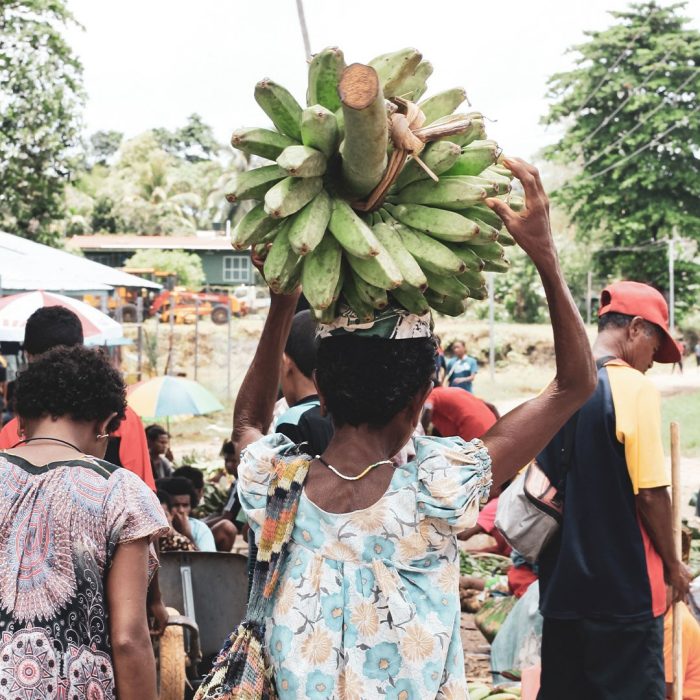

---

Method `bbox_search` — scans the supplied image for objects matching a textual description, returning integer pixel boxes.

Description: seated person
[157,476,216,552]
[157,490,196,552]
[423,384,497,441]
[174,463,238,552]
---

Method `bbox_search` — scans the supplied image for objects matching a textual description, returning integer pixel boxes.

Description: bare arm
[107,539,157,700]
[637,487,691,600]
[481,159,597,495]
[233,289,301,457]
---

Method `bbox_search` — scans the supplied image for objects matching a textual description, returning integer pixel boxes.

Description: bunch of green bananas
[227,47,521,320]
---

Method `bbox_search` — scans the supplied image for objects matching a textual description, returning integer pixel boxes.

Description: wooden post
[671,421,682,700]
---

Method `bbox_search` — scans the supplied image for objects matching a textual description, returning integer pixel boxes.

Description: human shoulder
[605,362,659,403]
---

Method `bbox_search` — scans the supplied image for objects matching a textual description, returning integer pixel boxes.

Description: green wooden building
[71,234,253,287]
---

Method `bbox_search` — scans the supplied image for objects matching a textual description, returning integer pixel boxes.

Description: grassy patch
[661,391,700,458]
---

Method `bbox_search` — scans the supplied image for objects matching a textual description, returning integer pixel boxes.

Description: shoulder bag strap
[246,455,310,622]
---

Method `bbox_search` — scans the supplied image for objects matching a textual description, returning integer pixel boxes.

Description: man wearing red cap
[536,281,691,700]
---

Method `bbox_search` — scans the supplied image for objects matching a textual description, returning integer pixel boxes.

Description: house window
[222,255,250,283]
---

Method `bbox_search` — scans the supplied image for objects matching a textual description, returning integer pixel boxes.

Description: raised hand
[485,158,555,267]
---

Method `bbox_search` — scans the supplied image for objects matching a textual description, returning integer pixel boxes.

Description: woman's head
[315,335,436,442]
[451,340,466,358]
[15,345,126,456]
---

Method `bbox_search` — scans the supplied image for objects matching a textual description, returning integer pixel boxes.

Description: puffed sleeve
[103,468,169,575]
[415,435,492,530]
[237,433,297,533]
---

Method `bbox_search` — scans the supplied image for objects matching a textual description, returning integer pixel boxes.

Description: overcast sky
[65,0,700,162]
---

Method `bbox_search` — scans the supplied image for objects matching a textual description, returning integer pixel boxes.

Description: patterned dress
[238,434,492,700]
[0,452,168,700]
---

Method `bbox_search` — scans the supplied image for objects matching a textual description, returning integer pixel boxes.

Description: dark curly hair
[15,345,127,432]
[316,335,436,428]
[23,306,84,355]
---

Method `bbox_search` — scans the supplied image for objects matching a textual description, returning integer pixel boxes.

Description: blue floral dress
[238,434,492,700]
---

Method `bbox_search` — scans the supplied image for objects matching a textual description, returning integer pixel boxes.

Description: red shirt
[426,386,497,441]
[0,406,155,490]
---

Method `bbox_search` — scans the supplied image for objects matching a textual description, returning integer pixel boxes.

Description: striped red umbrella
[0,291,122,344]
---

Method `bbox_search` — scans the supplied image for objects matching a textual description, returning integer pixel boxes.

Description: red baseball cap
[598,281,681,363]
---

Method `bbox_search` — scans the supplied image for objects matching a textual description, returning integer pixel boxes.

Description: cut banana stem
[338,63,388,198]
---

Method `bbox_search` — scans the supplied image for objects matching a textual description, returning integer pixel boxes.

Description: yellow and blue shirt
[538,359,668,622]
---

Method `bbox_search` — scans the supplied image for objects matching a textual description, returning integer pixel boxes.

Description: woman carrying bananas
[231,158,597,699]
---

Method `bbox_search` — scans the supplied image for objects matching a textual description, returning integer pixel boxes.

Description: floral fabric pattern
[0,454,168,698]
[238,434,492,699]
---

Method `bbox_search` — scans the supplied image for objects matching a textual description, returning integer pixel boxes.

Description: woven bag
[195,454,309,700]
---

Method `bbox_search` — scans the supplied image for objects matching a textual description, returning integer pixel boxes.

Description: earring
[96,433,109,440]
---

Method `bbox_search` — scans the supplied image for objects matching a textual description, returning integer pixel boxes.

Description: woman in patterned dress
[233,160,598,698]
[0,345,168,700]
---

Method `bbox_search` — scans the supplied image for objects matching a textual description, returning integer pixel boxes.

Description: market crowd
[0,159,697,700]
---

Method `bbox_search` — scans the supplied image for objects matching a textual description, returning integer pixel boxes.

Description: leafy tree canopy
[89,130,123,166]
[124,249,205,288]
[153,113,222,162]
[0,0,84,244]
[544,1,700,316]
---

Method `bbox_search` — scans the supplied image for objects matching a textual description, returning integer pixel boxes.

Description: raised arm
[233,288,301,457]
[481,158,597,494]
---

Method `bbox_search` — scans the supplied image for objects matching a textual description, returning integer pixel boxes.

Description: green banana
[331,265,345,302]
[228,165,287,202]
[386,202,480,243]
[468,285,488,300]
[390,284,430,314]
[346,244,403,290]
[457,268,486,290]
[443,139,499,177]
[425,289,467,316]
[474,170,511,195]
[231,203,279,250]
[423,269,469,298]
[466,686,491,700]
[371,222,427,289]
[230,127,298,161]
[277,145,326,178]
[287,189,332,255]
[448,244,485,271]
[462,203,504,231]
[395,177,487,210]
[368,47,422,97]
[497,230,516,246]
[393,60,433,100]
[341,275,375,322]
[444,175,498,198]
[392,222,466,275]
[263,221,300,293]
[307,47,345,111]
[419,88,468,125]
[509,195,525,212]
[254,78,303,141]
[264,176,323,218]
[301,233,342,310]
[328,197,381,259]
[394,141,461,191]
[466,240,505,261]
[483,257,510,273]
[470,218,500,242]
[352,270,388,309]
[300,105,339,158]
[488,163,513,178]
[447,118,487,146]
[313,303,338,323]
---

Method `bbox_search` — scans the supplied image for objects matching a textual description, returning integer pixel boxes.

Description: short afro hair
[173,465,205,491]
[316,335,436,428]
[157,477,197,508]
[284,310,319,378]
[157,490,172,508]
[145,424,169,442]
[23,306,84,356]
[15,345,126,432]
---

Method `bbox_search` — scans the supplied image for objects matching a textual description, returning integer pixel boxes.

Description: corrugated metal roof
[0,232,162,291]
[70,233,236,252]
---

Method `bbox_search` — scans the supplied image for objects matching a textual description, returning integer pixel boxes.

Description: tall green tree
[544,1,700,315]
[0,0,84,244]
